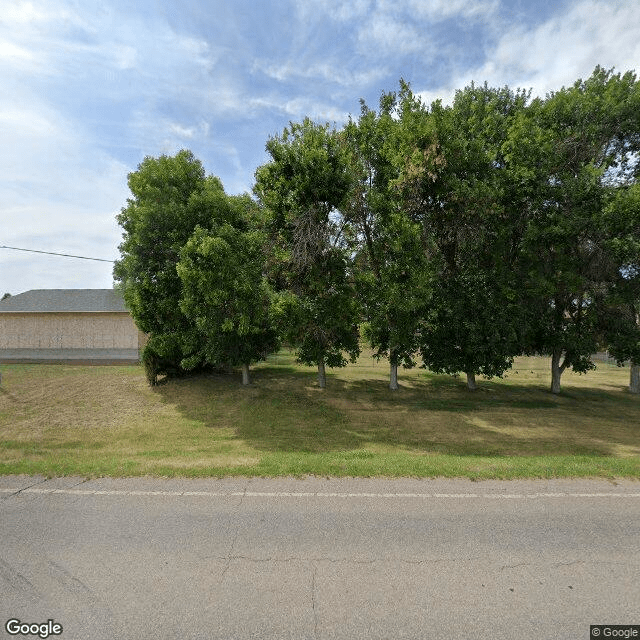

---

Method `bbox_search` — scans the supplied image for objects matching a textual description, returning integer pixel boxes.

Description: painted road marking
[2,488,640,499]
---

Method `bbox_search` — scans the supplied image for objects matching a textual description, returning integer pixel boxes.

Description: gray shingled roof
[0,289,128,313]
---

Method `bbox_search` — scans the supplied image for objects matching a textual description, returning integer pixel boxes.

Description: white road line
[2,488,640,499]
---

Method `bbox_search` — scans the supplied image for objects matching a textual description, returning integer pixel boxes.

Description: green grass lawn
[0,351,638,479]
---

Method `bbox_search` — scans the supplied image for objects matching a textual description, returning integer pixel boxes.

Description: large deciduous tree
[343,92,428,390]
[254,118,360,388]
[114,150,218,383]
[115,150,274,385]
[394,82,528,390]
[507,67,640,393]
[600,183,640,393]
[177,195,279,385]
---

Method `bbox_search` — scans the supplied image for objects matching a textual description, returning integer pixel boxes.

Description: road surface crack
[500,562,529,571]
[0,558,40,598]
[209,555,481,567]
[2,477,49,500]
[47,560,100,603]
[553,560,586,567]
[311,564,319,640]
[219,486,246,583]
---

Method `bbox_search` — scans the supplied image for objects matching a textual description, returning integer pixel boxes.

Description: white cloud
[2,1,70,26]
[2,1,42,24]
[486,0,640,96]
[0,89,130,293]
[358,12,423,56]
[0,41,35,62]
[414,86,458,108]
[253,59,387,88]
[111,44,137,70]
[2,0,638,294]
[161,120,211,145]
[0,0,223,101]
[413,0,640,105]
[404,0,499,21]
[292,0,371,25]
[330,0,372,21]
[0,105,62,138]
[305,0,497,23]
[250,95,349,124]
[169,123,196,139]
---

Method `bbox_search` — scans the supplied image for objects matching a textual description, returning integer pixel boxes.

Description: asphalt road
[1,476,639,640]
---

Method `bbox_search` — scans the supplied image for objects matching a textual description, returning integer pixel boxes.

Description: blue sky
[1,0,639,294]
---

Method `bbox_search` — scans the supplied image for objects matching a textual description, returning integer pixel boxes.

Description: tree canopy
[116,66,640,395]
[115,151,277,384]
[254,119,360,388]
[506,67,640,392]
[177,198,279,385]
[393,83,530,389]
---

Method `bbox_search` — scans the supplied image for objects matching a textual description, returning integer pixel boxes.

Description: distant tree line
[114,66,640,394]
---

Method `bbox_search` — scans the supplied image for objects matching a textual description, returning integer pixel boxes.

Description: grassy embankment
[0,351,638,479]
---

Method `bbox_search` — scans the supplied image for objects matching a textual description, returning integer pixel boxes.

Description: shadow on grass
[154,363,640,458]
[0,387,17,401]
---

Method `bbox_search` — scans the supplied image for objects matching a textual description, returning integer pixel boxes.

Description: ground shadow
[154,363,640,458]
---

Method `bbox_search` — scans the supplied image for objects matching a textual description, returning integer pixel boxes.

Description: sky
[1,0,639,295]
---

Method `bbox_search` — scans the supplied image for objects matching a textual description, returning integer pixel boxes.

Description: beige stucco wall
[0,312,140,350]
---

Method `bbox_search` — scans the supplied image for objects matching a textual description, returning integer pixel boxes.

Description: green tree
[507,67,640,393]
[114,150,228,383]
[254,118,360,387]
[600,183,640,393]
[343,93,428,390]
[177,198,279,385]
[270,249,361,386]
[395,82,528,389]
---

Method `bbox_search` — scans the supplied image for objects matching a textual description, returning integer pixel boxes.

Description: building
[0,289,145,364]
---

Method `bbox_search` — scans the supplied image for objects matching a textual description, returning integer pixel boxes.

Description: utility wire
[0,245,115,263]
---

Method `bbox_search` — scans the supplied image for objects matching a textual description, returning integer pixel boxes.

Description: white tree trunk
[317,360,326,389]
[241,362,251,386]
[389,361,399,391]
[466,371,477,391]
[630,364,640,394]
[551,350,563,394]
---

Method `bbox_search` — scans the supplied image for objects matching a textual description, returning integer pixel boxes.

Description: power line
[0,245,115,263]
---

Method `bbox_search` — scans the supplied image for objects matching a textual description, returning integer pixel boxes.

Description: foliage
[114,67,640,395]
[269,250,361,370]
[343,92,428,387]
[506,67,640,391]
[393,82,529,385]
[255,118,353,271]
[114,150,219,377]
[177,202,279,380]
[254,119,360,384]
[600,183,640,368]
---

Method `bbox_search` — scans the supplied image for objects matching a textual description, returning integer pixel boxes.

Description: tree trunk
[389,360,399,391]
[630,363,640,394]
[551,350,563,394]
[466,371,477,391]
[317,360,326,389]
[241,362,251,386]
